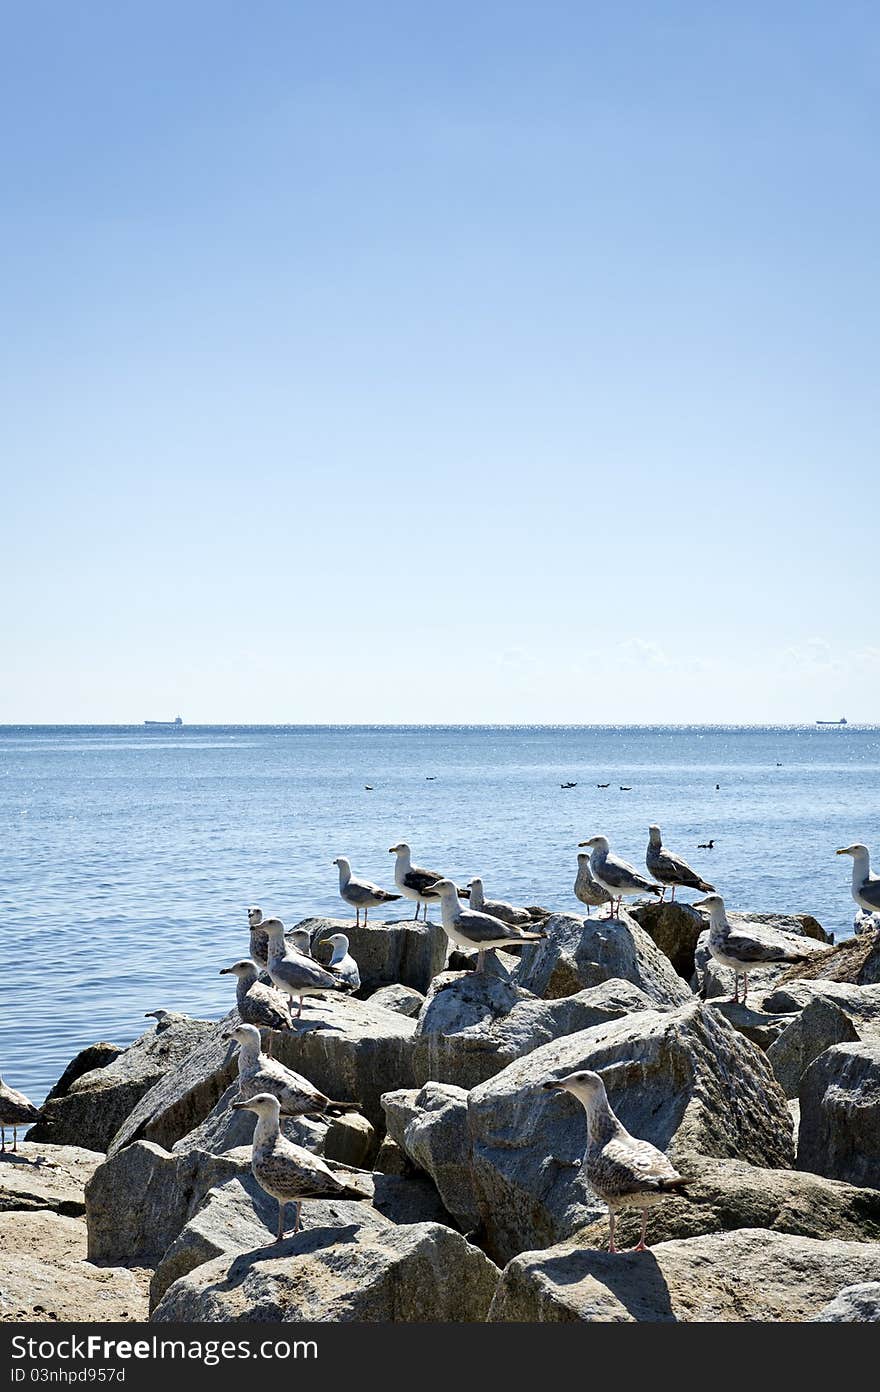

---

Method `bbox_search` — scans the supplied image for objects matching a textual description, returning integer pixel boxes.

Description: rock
[705,999,790,1050]
[26,1043,125,1138]
[33,1014,216,1153]
[412,975,657,1089]
[372,1136,413,1176]
[767,997,861,1098]
[152,1220,499,1322]
[632,901,707,979]
[797,1042,880,1187]
[694,919,832,1002]
[762,980,880,1034]
[574,1157,880,1249]
[149,1176,391,1312]
[370,1173,452,1228]
[511,910,693,1008]
[467,1001,794,1264]
[0,1211,149,1322]
[383,1083,479,1231]
[814,1282,880,1321]
[111,995,417,1151]
[488,1228,880,1322]
[854,912,880,937]
[773,931,880,988]
[0,1141,105,1217]
[368,984,425,1017]
[171,1081,329,1157]
[323,1113,379,1169]
[300,916,448,995]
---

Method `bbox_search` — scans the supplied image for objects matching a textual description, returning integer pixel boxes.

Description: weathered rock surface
[575,1157,880,1249]
[704,999,791,1050]
[368,984,425,1017]
[814,1282,880,1321]
[488,1229,880,1322]
[26,1043,125,1140]
[467,1001,794,1264]
[767,997,860,1098]
[412,974,657,1089]
[510,910,693,1007]
[300,916,447,995]
[762,979,880,1032]
[152,1220,500,1322]
[774,930,880,988]
[383,1083,478,1230]
[0,1142,105,1217]
[632,901,708,979]
[170,1082,329,1157]
[0,1211,149,1322]
[797,1041,880,1187]
[33,1015,216,1153]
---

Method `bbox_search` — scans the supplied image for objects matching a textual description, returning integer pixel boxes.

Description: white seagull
[333,856,401,925]
[836,844,880,916]
[578,835,661,919]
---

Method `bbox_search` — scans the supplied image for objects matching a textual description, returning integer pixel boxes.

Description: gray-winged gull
[219,961,294,1031]
[836,844,880,915]
[578,835,661,918]
[542,1069,687,1251]
[247,905,271,971]
[316,932,361,990]
[231,1024,358,1116]
[574,852,613,916]
[0,1076,39,1153]
[262,919,353,1017]
[646,824,715,901]
[693,892,821,1005]
[389,842,464,921]
[466,877,547,926]
[334,856,401,925]
[431,878,546,971]
[231,1092,370,1240]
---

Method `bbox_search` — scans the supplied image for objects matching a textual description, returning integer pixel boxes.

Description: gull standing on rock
[0,1076,39,1153]
[431,878,546,972]
[262,919,353,1018]
[574,852,613,917]
[466,878,547,926]
[389,842,461,921]
[646,825,715,902]
[542,1070,687,1252]
[578,836,661,919]
[334,857,401,925]
[836,844,880,916]
[219,961,294,1031]
[231,1025,358,1116]
[232,1092,369,1241]
[247,906,271,972]
[693,893,819,1006]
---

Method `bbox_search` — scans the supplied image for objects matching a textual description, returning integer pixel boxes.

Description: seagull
[231,1025,357,1117]
[836,844,880,916]
[541,1070,687,1252]
[646,825,715,902]
[289,928,313,957]
[0,1076,40,1153]
[389,842,463,921]
[247,905,271,972]
[431,878,546,971]
[231,1092,369,1241]
[466,877,547,927]
[319,932,361,990]
[333,856,401,926]
[574,852,613,917]
[578,835,662,919]
[219,961,294,1031]
[693,893,821,1005]
[262,919,353,1017]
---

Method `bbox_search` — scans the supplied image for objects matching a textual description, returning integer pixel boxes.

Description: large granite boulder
[467,1001,794,1264]
[767,997,860,1098]
[488,1229,880,1322]
[298,916,447,995]
[0,1210,149,1323]
[814,1283,880,1321]
[797,1042,880,1187]
[0,1142,105,1217]
[25,1043,125,1140]
[31,1014,216,1152]
[368,984,425,1017]
[510,911,693,1007]
[762,980,880,1032]
[383,1083,478,1231]
[634,903,828,985]
[412,975,657,1089]
[771,931,880,989]
[152,1221,500,1322]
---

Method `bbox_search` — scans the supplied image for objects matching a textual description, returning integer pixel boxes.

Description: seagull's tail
[657,1175,690,1196]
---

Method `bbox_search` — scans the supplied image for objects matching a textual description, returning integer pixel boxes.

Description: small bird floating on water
[541,1070,687,1252]
[334,856,401,926]
[597,783,611,789]
[560,781,577,789]
[697,839,715,850]
[431,878,546,971]
[0,1076,40,1153]
[836,844,880,916]
[646,825,715,902]
[578,836,661,919]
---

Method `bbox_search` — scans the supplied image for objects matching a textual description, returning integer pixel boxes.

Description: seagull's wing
[858,878,880,911]
[601,1136,684,1189]
[723,930,790,964]
[658,849,714,891]
[404,865,444,896]
[604,853,655,892]
[456,908,544,944]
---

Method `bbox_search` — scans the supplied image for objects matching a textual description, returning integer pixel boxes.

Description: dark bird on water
[560,781,577,789]
[597,783,610,788]
[619,786,632,791]
[697,839,715,850]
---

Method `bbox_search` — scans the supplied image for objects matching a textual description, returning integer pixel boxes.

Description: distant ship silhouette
[144,716,183,728]
[816,716,847,726]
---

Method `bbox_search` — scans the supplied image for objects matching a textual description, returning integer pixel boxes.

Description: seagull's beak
[692,897,710,909]
[231,1101,246,1111]
[219,968,231,975]
[836,848,848,856]
[541,1079,565,1091]
[577,841,590,848]
[388,847,396,854]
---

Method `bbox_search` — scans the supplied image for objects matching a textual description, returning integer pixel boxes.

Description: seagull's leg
[659,887,666,903]
[732,975,739,1005]
[277,1201,285,1243]
[477,950,486,972]
[742,973,749,1006]
[364,907,368,925]
[670,886,676,903]
[13,1127,18,1153]
[608,1210,617,1253]
[297,996,304,1018]
[293,1201,302,1233]
[633,1211,648,1251]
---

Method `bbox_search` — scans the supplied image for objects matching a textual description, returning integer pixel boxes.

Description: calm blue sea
[2,724,878,1105]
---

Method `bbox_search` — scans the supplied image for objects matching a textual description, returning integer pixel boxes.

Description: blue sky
[2,1,878,723]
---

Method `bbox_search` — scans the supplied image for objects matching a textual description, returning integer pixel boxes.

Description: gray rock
[152,1220,500,1322]
[488,1229,880,1322]
[631,901,707,979]
[412,974,657,1089]
[0,1141,105,1217]
[33,1015,216,1153]
[172,1081,330,1156]
[383,1083,479,1230]
[302,916,448,995]
[511,910,693,1008]
[467,1000,795,1264]
[323,1113,379,1169]
[767,997,860,1098]
[704,999,791,1050]
[767,931,880,990]
[26,1044,125,1139]
[370,1172,452,1228]
[372,1136,413,1177]
[368,984,425,1017]
[762,980,880,1034]
[854,912,880,937]
[797,1041,880,1187]
[814,1282,880,1321]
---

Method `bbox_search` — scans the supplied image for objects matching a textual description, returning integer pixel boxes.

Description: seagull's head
[692,892,725,913]
[431,878,458,899]
[324,932,350,957]
[578,835,609,852]
[289,928,312,954]
[333,856,351,870]
[219,960,257,979]
[388,842,410,856]
[467,877,484,892]
[648,824,662,845]
[231,1023,262,1049]
[576,852,591,865]
[144,1009,171,1023]
[836,844,869,858]
[231,1091,281,1120]
[260,917,285,937]
[247,906,263,928]
[541,1070,608,1108]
